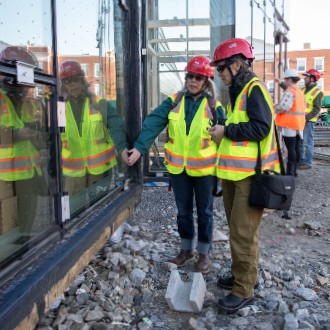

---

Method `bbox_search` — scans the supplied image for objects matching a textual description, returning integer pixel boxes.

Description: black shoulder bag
[249,127,296,210]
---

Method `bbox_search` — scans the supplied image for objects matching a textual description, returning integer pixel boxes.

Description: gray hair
[181,77,217,98]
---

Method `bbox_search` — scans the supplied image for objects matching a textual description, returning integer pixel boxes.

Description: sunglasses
[216,63,227,73]
[186,73,206,81]
[62,76,83,85]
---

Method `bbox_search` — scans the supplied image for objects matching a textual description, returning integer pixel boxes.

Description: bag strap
[172,92,216,122]
[255,125,286,177]
[274,125,286,175]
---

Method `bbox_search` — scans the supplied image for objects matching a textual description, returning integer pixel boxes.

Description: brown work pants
[222,176,263,298]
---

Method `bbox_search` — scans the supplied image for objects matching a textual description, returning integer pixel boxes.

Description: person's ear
[230,60,242,74]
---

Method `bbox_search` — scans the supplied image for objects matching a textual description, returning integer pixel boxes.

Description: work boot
[195,254,211,274]
[171,249,195,267]
[297,163,312,170]
[217,275,259,290]
[218,293,254,314]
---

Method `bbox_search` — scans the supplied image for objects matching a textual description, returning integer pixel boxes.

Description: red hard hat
[210,38,255,66]
[185,56,214,79]
[302,69,321,81]
[59,60,84,80]
[0,46,38,66]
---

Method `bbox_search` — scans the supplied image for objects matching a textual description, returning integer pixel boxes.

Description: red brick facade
[278,48,330,96]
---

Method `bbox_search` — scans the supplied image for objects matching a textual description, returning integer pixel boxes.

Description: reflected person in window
[0,47,47,234]
[59,60,128,198]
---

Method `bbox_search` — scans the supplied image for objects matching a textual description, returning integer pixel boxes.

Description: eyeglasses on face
[216,63,227,73]
[62,76,82,85]
[186,73,206,81]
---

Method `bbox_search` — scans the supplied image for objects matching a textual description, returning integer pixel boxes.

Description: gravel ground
[36,159,330,330]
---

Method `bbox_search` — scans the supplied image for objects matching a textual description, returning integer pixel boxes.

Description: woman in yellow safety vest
[127,56,226,274]
[59,60,128,196]
[209,38,280,313]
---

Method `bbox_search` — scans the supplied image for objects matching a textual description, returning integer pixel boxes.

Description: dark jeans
[283,135,301,176]
[170,172,215,254]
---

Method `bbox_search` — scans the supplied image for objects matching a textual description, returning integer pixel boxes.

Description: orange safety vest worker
[216,78,280,180]
[164,93,219,176]
[0,88,41,181]
[275,86,306,130]
[303,86,323,122]
[61,97,117,177]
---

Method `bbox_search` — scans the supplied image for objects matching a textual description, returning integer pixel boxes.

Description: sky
[0,0,328,54]
[287,0,328,51]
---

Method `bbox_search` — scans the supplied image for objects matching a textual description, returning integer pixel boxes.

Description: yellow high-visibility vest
[61,97,117,177]
[303,86,323,122]
[0,88,41,181]
[164,93,218,176]
[216,78,280,181]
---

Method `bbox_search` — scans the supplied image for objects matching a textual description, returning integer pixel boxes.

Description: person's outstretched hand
[127,148,141,166]
[121,148,130,164]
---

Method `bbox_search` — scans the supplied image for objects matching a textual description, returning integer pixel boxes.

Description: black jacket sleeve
[225,84,272,142]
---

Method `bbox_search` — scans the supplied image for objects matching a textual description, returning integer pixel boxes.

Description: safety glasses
[216,63,227,73]
[186,73,206,81]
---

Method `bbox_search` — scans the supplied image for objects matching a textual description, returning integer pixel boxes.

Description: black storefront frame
[0,0,144,328]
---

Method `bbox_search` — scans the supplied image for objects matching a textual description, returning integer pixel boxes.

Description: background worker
[275,69,305,177]
[127,56,226,274]
[59,60,128,199]
[208,38,280,313]
[298,69,323,170]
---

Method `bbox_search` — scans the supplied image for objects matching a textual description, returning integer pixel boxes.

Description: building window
[314,57,324,71]
[94,63,100,77]
[80,63,88,76]
[94,83,100,95]
[317,78,324,91]
[297,80,305,89]
[297,58,306,72]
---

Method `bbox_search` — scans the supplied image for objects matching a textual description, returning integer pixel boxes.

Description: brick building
[280,47,330,96]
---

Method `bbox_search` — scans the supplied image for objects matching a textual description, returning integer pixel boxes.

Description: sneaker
[195,254,211,274]
[297,164,312,170]
[218,293,254,314]
[171,249,195,267]
[217,275,259,290]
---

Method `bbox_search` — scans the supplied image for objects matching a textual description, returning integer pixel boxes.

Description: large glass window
[56,0,128,217]
[0,0,53,74]
[0,0,55,268]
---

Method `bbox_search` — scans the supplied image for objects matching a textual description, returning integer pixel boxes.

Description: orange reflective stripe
[186,154,217,169]
[218,151,279,172]
[87,146,117,168]
[232,141,248,147]
[0,155,39,172]
[62,157,85,170]
[164,149,184,167]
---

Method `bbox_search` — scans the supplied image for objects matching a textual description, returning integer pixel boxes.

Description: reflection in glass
[56,0,128,217]
[0,0,52,74]
[59,60,128,217]
[0,46,54,267]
